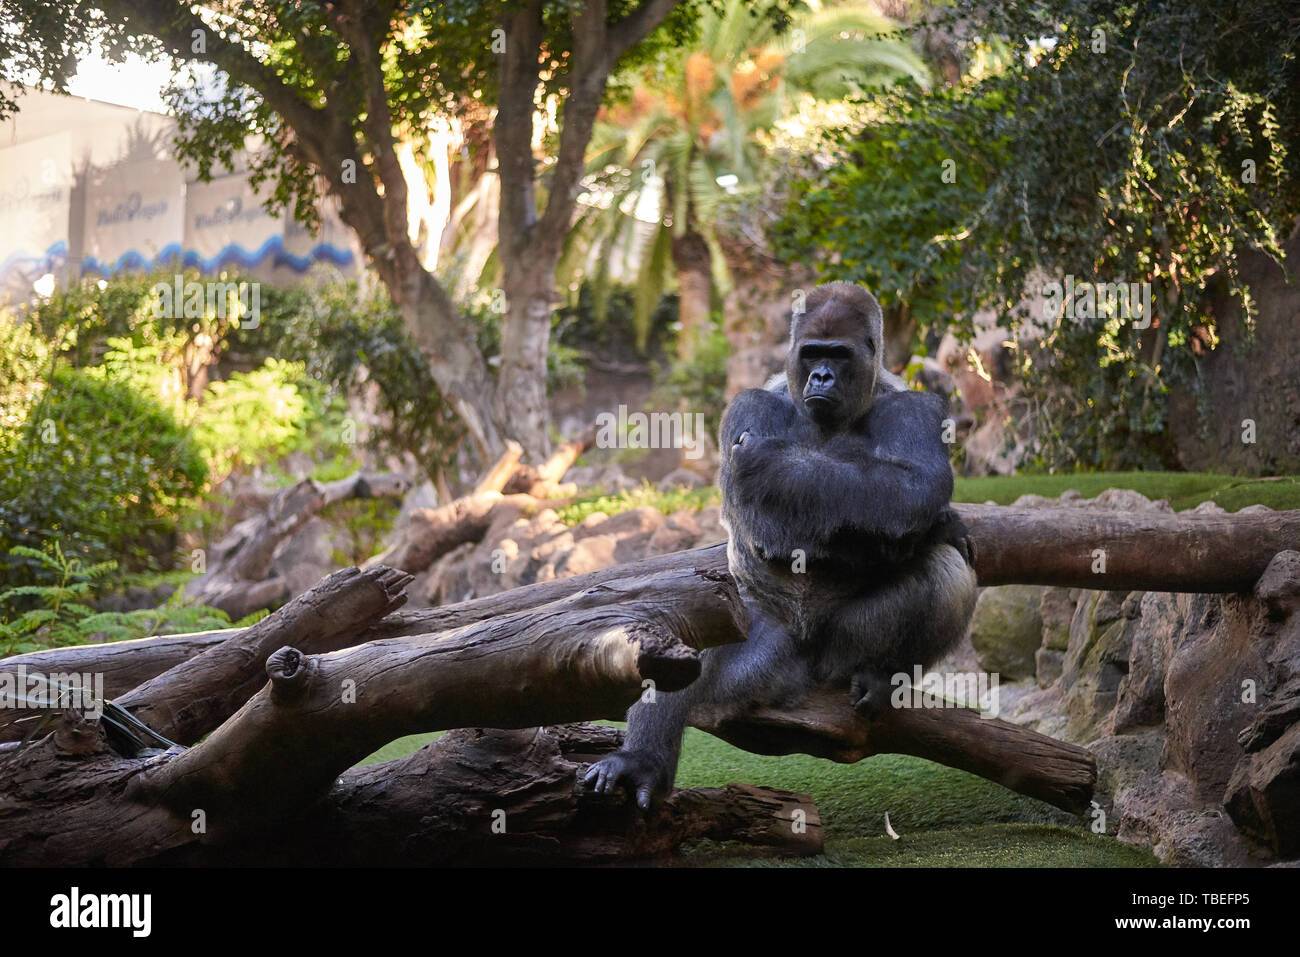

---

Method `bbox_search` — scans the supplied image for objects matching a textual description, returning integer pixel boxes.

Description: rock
[694,505,727,545]
[532,530,576,563]
[1090,729,1165,802]
[422,541,477,606]
[1161,592,1272,804]
[1112,592,1169,733]
[1035,648,1064,688]
[1254,549,1300,620]
[645,511,701,556]
[1039,587,1076,651]
[1115,771,1256,867]
[1225,722,1300,856]
[1238,676,1300,753]
[1090,487,1173,513]
[968,585,1045,679]
[597,466,639,493]
[272,516,344,599]
[560,465,601,489]
[580,506,662,540]
[553,534,621,577]
[657,468,709,491]
[1058,590,1137,741]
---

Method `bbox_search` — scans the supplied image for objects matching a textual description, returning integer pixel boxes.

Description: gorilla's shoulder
[763,373,790,396]
[721,386,794,440]
[872,386,948,424]
[731,384,793,411]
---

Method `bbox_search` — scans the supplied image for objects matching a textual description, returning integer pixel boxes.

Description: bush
[0,367,208,586]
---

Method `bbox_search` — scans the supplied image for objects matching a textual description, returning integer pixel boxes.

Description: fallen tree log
[366,435,594,576]
[0,561,762,865]
[120,566,415,745]
[5,504,1291,724]
[962,504,1300,592]
[187,469,411,618]
[697,689,1096,814]
[6,505,1291,861]
[0,628,235,744]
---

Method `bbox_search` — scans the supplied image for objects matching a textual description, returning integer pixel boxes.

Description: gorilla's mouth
[804,393,836,411]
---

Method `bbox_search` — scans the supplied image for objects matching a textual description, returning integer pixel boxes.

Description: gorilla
[585,281,978,808]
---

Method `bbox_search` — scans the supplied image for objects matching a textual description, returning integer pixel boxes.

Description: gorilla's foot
[850,669,895,720]
[583,749,671,810]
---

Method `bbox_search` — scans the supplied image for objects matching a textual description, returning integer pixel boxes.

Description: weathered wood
[697,688,1097,814]
[118,566,414,745]
[503,429,595,496]
[0,723,819,866]
[135,564,746,824]
[364,492,536,574]
[187,469,410,616]
[472,439,524,496]
[0,628,236,742]
[961,504,1300,592]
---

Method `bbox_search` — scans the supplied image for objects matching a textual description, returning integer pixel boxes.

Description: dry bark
[0,561,758,865]
[186,470,410,618]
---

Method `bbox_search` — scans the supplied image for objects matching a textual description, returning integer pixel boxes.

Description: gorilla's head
[786,282,884,430]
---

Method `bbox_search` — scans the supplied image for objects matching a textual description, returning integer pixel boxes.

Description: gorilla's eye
[799,342,852,361]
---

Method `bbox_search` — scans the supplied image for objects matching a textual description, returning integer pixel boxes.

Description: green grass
[953,471,1300,512]
[555,482,720,525]
[358,726,1157,867]
[556,472,1300,525]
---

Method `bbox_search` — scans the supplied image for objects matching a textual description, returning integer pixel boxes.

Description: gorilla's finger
[636,785,653,810]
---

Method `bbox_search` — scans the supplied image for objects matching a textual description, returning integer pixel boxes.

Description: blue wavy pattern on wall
[79,235,355,277]
[0,240,68,277]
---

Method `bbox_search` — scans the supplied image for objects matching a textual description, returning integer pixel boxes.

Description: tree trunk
[672,228,713,361]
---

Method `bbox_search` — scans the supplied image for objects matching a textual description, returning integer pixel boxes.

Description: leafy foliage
[0,367,208,586]
[0,544,237,654]
[773,0,1300,469]
[554,481,720,526]
[276,281,466,482]
[573,0,928,344]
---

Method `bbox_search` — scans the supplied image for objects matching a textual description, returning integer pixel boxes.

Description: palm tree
[567,0,928,358]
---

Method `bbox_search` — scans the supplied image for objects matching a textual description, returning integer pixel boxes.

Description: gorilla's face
[787,294,880,430]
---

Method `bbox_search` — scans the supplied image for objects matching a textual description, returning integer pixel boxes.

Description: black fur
[584,282,977,808]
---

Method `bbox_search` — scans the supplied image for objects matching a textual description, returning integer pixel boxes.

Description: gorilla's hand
[931,508,975,568]
[850,668,894,720]
[583,749,671,809]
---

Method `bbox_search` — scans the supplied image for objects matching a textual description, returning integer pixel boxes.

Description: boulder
[1225,721,1300,856]
[657,468,710,491]
[968,585,1045,679]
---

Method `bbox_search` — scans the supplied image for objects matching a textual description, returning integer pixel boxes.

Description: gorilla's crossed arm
[720,384,956,569]
[585,282,977,809]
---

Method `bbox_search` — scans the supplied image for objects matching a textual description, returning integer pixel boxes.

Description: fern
[0,541,233,654]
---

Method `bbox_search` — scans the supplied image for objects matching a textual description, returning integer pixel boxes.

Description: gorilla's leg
[825,544,977,717]
[584,602,805,808]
